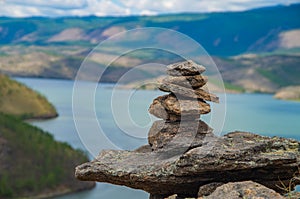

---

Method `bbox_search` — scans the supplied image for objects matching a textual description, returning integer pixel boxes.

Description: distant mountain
[0,4,299,95]
[214,54,300,93]
[0,3,299,56]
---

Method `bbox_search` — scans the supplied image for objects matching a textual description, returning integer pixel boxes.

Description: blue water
[16,77,300,199]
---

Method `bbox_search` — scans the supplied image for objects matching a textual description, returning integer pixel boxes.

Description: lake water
[16,77,300,199]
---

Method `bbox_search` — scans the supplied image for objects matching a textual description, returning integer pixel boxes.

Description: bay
[16,77,300,199]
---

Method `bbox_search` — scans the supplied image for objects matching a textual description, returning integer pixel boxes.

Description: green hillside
[0,64,94,198]
[0,113,95,198]
[0,74,57,119]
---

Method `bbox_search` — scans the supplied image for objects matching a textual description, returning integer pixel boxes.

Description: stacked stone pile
[149,60,218,122]
[147,60,219,154]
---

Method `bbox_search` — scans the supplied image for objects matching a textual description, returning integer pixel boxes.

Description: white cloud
[0,0,127,17]
[0,3,46,17]
[120,0,300,13]
[7,0,88,9]
[0,0,299,17]
[140,10,157,16]
[70,0,127,16]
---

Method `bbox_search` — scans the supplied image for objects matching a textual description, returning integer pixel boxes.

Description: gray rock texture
[161,75,208,89]
[203,181,285,199]
[166,60,206,76]
[164,181,286,199]
[75,131,300,197]
[148,120,213,151]
[158,83,219,103]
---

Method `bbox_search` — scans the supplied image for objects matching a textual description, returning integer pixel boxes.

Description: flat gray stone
[162,75,208,89]
[166,60,206,76]
[158,83,219,103]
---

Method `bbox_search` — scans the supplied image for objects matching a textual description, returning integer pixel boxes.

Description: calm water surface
[16,77,300,199]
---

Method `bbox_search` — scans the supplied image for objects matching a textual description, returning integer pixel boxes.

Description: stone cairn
[76,60,300,199]
[147,60,218,156]
[149,60,218,122]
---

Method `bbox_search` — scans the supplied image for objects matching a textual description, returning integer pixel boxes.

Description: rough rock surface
[148,120,213,151]
[166,60,206,76]
[161,75,208,89]
[197,182,224,197]
[158,83,219,103]
[164,181,285,199]
[75,131,300,197]
[148,94,211,121]
[202,181,285,199]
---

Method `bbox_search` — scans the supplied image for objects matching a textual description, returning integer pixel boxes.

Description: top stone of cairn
[167,60,206,76]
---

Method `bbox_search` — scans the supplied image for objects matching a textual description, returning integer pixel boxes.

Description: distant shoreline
[24,112,59,121]
[22,184,96,199]
[15,76,300,103]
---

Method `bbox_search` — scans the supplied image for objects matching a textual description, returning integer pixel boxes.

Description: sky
[0,0,299,17]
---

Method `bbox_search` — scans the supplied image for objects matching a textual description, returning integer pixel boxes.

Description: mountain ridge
[0,3,299,55]
[0,3,299,98]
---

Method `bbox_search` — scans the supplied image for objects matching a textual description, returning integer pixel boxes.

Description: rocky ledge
[75,60,300,198]
[76,131,300,198]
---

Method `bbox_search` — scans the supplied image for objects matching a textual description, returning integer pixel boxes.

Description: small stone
[158,83,219,103]
[161,75,208,89]
[166,60,206,76]
[148,94,211,121]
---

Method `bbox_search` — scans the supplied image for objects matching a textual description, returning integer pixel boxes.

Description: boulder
[75,131,300,197]
[158,83,219,103]
[166,60,206,76]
